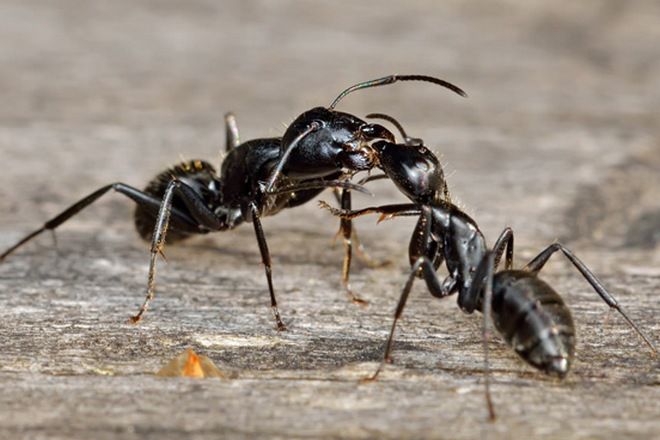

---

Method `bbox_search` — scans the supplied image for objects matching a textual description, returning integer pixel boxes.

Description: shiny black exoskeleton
[322,117,657,419]
[0,75,466,328]
[267,75,466,302]
[271,74,466,185]
[0,114,368,331]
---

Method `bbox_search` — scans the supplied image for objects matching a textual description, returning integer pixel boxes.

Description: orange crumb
[182,349,204,378]
[156,348,227,379]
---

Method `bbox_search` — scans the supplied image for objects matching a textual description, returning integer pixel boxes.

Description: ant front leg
[318,201,421,223]
[457,226,515,314]
[523,243,657,355]
[491,227,514,270]
[409,212,444,274]
[366,255,457,382]
[332,188,390,269]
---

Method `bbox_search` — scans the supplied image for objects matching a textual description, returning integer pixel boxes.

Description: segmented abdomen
[134,160,217,242]
[491,270,576,377]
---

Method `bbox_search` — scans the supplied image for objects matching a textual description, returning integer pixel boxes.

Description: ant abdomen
[491,271,576,377]
[134,160,218,242]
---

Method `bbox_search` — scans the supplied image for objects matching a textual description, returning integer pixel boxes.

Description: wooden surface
[0,1,659,439]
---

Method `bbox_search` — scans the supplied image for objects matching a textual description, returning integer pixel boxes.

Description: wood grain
[0,1,658,439]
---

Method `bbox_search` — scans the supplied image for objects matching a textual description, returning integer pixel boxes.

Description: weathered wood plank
[0,1,658,439]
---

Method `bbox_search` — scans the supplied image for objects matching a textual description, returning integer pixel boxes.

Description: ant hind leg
[0,183,197,262]
[524,242,657,355]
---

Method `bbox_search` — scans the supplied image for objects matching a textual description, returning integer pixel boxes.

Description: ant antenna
[366,113,423,146]
[329,74,467,110]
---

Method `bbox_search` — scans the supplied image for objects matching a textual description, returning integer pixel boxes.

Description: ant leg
[352,231,391,268]
[130,181,178,323]
[332,187,389,270]
[0,183,197,262]
[318,201,421,222]
[336,189,368,306]
[248,202,287,331]
[408,211,444,274]
[456,228,512,315]
[366,208,457,381]
[467,252,497,421]
[366,256,457,382]
[524,243,657,355]
[224,112,240,151]
[491,227,514,270]
[357,173,388,185]
[130,178,227,323]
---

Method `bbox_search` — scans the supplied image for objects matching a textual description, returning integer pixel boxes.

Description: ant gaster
[321,115,657,420]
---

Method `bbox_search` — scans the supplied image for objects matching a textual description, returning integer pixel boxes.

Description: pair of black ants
[1,75,656,420]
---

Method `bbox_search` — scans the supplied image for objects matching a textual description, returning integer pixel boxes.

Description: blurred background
[0,1,658,439]
[2,0,660,249]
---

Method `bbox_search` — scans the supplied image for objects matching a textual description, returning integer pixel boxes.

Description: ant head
[365,113,449,205]
[281,107,393,177]
[279,74,465,179]
[372,140,448,205]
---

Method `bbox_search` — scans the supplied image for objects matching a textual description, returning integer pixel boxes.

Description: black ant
[0,114,368,331]
[321,115,658,420]
[266,74,466,303]
[0,75,465,330]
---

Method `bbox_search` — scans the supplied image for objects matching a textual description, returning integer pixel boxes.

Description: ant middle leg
[365,208,457,381]
[318,201,421,222]
[0,183,197,262]
[464,252,498,421]
[523,242,657,355]
[256,179,375,328]
[335,188,368,306]
[365,256,457,382]
[248,202,287,331]
[491,227,514,270]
